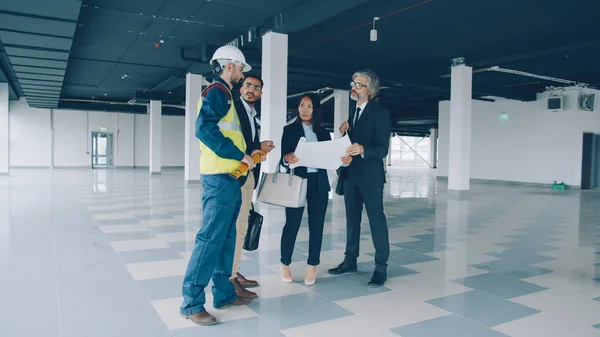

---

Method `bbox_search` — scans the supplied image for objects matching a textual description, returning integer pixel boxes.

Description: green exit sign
[99,126,108,132]
[499,112,509,121]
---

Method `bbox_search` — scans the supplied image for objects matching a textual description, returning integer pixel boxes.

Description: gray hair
[352,69,380,99]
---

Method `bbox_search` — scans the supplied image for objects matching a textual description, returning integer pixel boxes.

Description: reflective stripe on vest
[217,108,241,131]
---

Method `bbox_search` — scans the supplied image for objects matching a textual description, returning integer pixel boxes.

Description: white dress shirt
[241,99,257,141]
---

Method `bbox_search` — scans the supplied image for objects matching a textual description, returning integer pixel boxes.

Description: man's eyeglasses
[350,81,366,90]
[243,83,262,92]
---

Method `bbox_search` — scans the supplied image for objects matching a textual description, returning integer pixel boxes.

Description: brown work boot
[183,310,217,325]
[214,295,253,310]
[237,273,259,288]
[231,278,258,299]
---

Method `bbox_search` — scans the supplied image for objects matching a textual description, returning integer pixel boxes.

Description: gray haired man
[328,69,392,288]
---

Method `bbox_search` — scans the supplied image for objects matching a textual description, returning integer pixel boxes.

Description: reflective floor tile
[391,314,510,337]
[149,225,188,234]
[281,314,399,337]
[378,248,439,266]
[248,292,353,330]
[493,312,600,337]
[470,260,554,279]
[248,274,310,300]
[126,259,188,280]
[138,276,185,301]
[393,238,448,253]
[152,296,257,330]
[118,248,183,264]
[306,274,391,301]
[485,250,556,264]
[110,238,170,252]
[155,231,199,243]
[104,231,157,241]
[135,214,174,221]
[96,218,140,225]
[237,258,278,278]
[168,241,196,253]
[336,291,449,329]
[426,290,540,327]
[452,272,548,299]
[385,272,471,302]
[244,249,307,266]
[99,224,149,233]
[354,261,418,280]
[173,317,284,337]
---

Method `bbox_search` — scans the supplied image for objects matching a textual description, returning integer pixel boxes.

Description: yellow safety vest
[197,83,247,175]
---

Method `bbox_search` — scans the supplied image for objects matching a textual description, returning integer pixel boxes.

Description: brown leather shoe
[231,278,258,299]
[237,273,259,288]
[183,310,217,325]
[214,295,253,310]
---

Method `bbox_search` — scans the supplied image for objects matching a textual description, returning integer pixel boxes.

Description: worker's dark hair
[293,93,322,128]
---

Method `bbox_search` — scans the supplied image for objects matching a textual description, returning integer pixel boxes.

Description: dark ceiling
[1,0,600,136]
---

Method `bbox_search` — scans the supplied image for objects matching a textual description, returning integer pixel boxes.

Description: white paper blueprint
[289,135,352,170]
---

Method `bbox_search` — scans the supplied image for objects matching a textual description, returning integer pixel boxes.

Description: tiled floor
[1,167,600,337]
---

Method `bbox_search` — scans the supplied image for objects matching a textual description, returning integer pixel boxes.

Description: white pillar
[0,83,9,175]
[429,128,438,169]
[333,90,349,139]
[0,181,8,260]
[185,73,203,184]
[149,100,162,175]
[260,32,288,173]
[448,65,472,192]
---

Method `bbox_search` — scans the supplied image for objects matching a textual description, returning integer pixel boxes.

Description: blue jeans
[180,174,241,315]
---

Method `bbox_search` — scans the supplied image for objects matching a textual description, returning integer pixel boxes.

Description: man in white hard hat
[180,45,262,325]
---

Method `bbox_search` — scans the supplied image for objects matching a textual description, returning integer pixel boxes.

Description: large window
[390,135,431,166]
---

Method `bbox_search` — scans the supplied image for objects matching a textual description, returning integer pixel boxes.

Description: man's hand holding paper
[289,135,352,170]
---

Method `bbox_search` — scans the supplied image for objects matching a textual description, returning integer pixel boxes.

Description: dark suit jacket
[346,100,392,186]
[234,98,261,188]
[280,121,331,194]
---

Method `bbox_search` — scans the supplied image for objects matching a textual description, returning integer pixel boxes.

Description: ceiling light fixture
[370,17,380,42]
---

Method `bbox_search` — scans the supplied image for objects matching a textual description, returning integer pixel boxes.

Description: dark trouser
[280,173,329,266]
[343,180,389,273]
[180,174,241,315]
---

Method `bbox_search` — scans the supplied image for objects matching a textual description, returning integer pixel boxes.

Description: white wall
[9,99,51,167]
[134,114,185,167]
[8,98,185,168]
[438,87,600,187]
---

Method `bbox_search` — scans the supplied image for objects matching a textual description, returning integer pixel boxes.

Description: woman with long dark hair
[279,94,352,285]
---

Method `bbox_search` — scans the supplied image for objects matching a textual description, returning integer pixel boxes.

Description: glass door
[92,132,114,169]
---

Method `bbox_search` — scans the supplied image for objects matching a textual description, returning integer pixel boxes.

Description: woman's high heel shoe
[281,264,293,283]
[305,265,317,286]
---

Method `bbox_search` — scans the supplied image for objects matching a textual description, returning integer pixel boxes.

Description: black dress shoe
[368,271,387,288]
[327,262,357,275]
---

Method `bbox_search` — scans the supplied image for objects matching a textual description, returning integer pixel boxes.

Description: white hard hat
[210,45,251,73]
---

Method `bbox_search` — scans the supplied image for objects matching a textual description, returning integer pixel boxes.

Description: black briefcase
[335,167,346,196]
[243,203,263,251]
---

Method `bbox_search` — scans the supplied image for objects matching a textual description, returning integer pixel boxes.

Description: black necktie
[353,107,361,126]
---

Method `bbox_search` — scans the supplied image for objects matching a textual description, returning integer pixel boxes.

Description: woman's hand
[341,155,353,165]
[339,121,350,135]
[284,152,299,164]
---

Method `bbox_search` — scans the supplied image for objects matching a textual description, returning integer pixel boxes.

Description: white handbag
[257,164,307,208]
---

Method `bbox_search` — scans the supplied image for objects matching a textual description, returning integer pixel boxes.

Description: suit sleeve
[195,87,245,161]
[280,126,296,168]
[363,107,392,160]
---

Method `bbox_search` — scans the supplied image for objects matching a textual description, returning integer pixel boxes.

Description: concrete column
[333,90,349,139]
[447,65,472,192]
[0,181,8,260]
[429,128,438,169]
[185,73,203,184]
[149,100,162,175]
[260,32,288,173]
[0,83,9,176]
